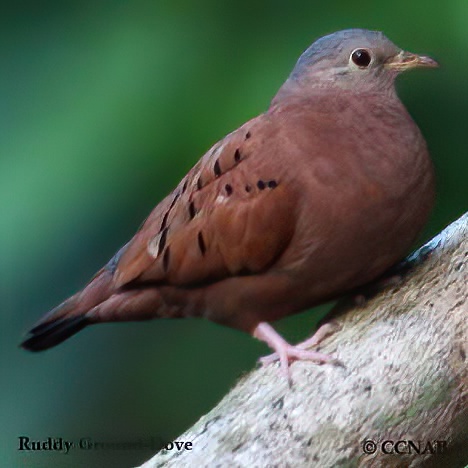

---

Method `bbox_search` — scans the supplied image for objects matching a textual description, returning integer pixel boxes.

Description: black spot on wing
[189,201,196,219]
[197,177,203,190]
[214,160,221,177]
[158,228,168,256]
[160,211,169,231]
[197,232,206,255]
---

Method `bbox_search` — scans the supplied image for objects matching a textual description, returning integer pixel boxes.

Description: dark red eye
[351,49,372,68]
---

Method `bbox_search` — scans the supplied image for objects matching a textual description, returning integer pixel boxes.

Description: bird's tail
[21,268,113,352]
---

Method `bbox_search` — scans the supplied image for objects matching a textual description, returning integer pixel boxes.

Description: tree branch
[140,213,467,468]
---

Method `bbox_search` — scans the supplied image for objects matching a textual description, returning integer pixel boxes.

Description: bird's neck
[271,76,397,108]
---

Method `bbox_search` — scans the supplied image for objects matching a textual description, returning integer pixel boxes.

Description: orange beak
[385,50,439,71]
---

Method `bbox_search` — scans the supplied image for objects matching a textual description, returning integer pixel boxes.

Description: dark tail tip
[21,316,90,352]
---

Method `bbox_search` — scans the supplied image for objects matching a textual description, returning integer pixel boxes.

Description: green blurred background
[1,1,466,466]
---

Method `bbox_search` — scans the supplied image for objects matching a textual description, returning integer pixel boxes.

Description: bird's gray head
[279,29,437,96]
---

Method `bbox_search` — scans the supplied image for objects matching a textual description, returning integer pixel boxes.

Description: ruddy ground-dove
[22,29,437,377]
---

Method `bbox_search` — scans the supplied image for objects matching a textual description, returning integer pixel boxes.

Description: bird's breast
[271,96,435,302]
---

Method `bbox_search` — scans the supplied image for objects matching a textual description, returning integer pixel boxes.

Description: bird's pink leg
[253,322,335,379]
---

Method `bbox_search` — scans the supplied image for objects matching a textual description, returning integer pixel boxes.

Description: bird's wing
[113,114,298,288]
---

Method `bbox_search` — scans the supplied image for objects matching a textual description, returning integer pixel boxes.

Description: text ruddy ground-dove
[22,29,437,377]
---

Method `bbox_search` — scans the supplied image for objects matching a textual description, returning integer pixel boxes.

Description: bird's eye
[351,49,372,68]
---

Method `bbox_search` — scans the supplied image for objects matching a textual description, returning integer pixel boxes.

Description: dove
[21,29,437,378]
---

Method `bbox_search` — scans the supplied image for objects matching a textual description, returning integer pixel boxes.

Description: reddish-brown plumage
[21,29,437,375]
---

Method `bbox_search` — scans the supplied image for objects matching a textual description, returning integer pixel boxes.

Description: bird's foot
[259,321,340,365]
[253,322,339,381]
